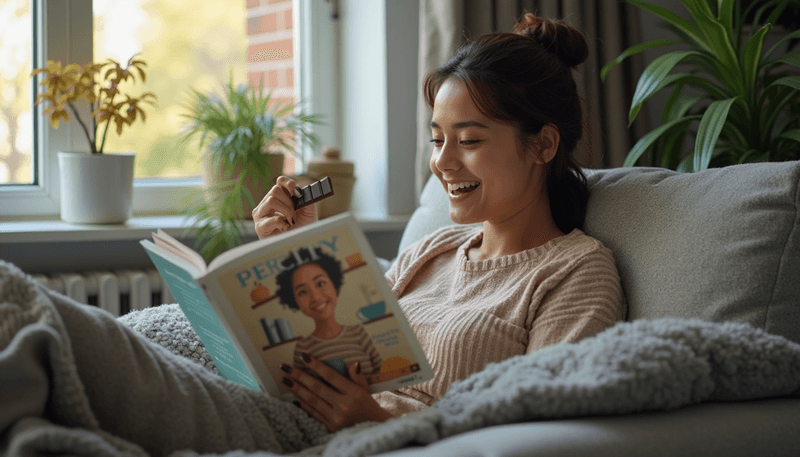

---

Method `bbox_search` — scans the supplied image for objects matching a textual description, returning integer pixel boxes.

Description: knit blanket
[2,260,800,457]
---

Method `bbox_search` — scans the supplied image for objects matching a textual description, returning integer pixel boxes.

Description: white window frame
[296,0,418,218]
[0,0,205,218]
[1,0,416,220]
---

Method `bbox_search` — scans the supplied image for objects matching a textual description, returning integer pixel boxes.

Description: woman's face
[292,263,338,321]
[429,79,545,225]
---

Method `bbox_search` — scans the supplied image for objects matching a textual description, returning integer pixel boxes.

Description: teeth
[447,181,480,193]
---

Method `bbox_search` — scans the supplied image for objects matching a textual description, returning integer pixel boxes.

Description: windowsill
[0,213,411,244]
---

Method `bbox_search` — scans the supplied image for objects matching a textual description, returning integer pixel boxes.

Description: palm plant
[601,0,800,171]
[180,74,321,261]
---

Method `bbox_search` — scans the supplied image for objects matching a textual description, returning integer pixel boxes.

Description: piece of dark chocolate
[292,176,335,209]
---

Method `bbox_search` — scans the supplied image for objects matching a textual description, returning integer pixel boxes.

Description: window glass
[0,0,34,185]
[93,0,247,179]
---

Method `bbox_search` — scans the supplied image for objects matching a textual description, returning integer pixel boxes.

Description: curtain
[415,0,651,200]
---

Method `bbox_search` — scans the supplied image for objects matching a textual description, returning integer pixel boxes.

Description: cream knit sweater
[373,225,626,416]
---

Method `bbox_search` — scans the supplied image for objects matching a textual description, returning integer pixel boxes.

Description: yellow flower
[29,53,157,154]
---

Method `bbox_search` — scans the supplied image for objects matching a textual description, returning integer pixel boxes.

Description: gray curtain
[415,0,650,200]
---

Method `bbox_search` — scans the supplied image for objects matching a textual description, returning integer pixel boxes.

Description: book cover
[142,213,432,397]
[143,248,261,390]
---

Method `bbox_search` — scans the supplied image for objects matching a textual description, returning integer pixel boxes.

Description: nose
[309,286,326,303]
[431,138,461,173]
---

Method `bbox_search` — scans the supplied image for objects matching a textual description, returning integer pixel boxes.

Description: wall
[246,0,297,172]
[339,0,419,218]
[1,230,402,275]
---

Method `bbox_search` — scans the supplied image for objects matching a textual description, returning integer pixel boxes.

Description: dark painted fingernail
[293,400,302,408]
[355,362,361,374]
[280,363,292,373]
[282,377,294,387]
[300,352,311,363]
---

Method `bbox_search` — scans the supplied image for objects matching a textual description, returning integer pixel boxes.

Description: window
[0,0,304,218]
[0,0,414,221]
[0,0,34,186]
[93,0,248,180]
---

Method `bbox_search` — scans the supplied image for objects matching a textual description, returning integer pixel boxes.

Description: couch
[375,160,800,457]
[2,161,798,457]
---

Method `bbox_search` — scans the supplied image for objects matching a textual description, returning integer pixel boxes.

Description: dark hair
[423,12,590,233]
[275,247,344,310]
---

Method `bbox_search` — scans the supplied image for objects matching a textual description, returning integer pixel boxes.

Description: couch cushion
[583,162,800,344]
[399,162,800,344]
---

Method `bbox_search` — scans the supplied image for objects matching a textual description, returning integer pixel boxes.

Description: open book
[140,213,433,396]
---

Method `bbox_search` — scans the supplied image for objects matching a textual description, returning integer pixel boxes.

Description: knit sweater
[373,225,626,415]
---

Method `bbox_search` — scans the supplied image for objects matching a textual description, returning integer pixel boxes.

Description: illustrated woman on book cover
[274,246,384,375]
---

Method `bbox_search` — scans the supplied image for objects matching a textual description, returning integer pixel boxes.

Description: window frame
[1,0,412,220]
[0,0,207,218]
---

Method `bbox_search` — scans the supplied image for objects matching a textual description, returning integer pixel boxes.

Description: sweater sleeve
[526,248,626,353]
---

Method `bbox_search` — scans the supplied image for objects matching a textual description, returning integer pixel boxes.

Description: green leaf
[693,97,738,171]
[717,0,735,32]
[600,39,679,81]
[659,127,689,169]
[769,76,800,91]
[767,49,800,69]
[676,72,730,99]
[765,29,800,58]
[625,116,698,167]
[630,51,701,123]
[742,24,771,91]
[681,0,742,93]
[677,151,695,172]
[668,94,702,121]
[626,0,710,52]
[778,128,800,144]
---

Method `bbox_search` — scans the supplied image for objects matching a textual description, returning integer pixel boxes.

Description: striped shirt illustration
[293,324,383,374]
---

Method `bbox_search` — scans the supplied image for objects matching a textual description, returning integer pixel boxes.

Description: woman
[252,13,625,432]
[273,247,383,375]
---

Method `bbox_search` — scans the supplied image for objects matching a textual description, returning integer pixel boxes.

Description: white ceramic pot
[58,152,135,224]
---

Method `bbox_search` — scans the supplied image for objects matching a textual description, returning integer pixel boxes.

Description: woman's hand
[280,353,394,432]
[252,176,318,239]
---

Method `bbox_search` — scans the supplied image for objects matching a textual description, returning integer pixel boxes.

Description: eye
[429,138,443,147]
[460,139,480,146]
[316,279,327,288]
[296,289,307,297]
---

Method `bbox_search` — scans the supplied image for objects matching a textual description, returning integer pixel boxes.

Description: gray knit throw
[120,302,800,457]
[3,258,799,457]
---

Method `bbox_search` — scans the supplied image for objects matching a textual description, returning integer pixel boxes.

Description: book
[140,212,433,396]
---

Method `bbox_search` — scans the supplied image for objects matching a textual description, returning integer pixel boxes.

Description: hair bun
[513,13,588,69]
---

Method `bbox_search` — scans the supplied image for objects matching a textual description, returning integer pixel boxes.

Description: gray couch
[378,161,800,457]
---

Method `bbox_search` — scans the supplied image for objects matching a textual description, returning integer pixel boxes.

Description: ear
[531,124,560,164]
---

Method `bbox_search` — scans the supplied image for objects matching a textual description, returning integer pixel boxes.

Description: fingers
[252,176,299,239]
[281,364,339,430]
[296,353,361,395]
[347,362,371,391]
[253,177,296,221]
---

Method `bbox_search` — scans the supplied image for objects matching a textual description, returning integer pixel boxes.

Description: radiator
[31,269,175,317]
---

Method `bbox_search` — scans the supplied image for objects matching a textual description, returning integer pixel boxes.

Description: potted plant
[601,0,800,171]
[179,74,321,262]
[31,54,156,223]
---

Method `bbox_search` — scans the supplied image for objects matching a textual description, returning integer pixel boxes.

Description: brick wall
[246,0,296,174]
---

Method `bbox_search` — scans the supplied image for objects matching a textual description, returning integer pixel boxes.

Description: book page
[202,214,433,396]
[151,229,208,273]
[141,240,261,392]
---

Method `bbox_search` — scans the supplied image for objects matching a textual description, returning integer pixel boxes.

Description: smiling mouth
[448,181,480,197]
[310,301,329,311]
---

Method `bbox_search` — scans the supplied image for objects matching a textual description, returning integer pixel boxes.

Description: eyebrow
[294,274,328,291]
[430,120,490,130]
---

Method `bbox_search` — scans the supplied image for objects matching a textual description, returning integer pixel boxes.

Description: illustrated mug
[356,301,386,322]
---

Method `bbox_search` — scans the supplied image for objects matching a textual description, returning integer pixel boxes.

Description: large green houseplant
[601,0,800,171]
[180,75,321,261]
